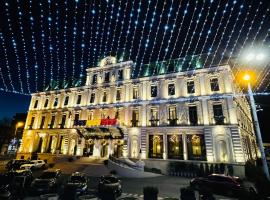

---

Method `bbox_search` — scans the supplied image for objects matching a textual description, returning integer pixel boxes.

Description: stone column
[163,134,167,160]
[201,98,209,125]
[182,133,188,160]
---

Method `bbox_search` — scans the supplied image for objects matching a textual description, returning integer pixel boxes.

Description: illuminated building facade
[18,55,258,163]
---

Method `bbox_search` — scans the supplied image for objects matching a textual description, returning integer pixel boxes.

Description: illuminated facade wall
[18,56,258,163]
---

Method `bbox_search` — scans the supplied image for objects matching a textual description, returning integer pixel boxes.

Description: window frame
[168,83,175,96]
[210,77,220,92]
[187,80,195,94]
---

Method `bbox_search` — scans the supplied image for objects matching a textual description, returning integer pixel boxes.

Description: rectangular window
[133,87,139,99]
[168,106,177,126]
[88,112,93,120]
[186,134,206,161]
[116,89,121,101]
[40,116,45,129]
[90,93,95,103]
[150,108,159,126]
[189,106,198,125]
[53,97,58,107]
[118,70,123,81]
[103,91,107,102]
[29,117,35,129]
[104,72,110,83]
[151,85,157,97]
[210,78,220,91]
[74,113,80,121]
[50,116,55,129]
[44,99,49,108]
[149,135,163,159]
[167,135,183,159]
[131,110,139,127]
[77,95,82,105]
[64,96,69,106]
[34,100,38,109]
[61,115,66,128]
[213,104,224,124]
[92,74,97,84]
[187,81,195,94]
[168,83,175,96]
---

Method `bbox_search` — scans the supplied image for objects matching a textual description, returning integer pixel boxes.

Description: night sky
[0,0,270,141]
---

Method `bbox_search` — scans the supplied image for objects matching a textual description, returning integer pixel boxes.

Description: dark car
[190,174,256,197]
[31,169,62,194]
[62,172,88,199]
[6,159,30,171]
[98,175,122,199]
[7,169,34,188]
[0,174,12,200]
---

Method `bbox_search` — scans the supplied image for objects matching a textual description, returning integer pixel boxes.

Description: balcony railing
[168,118,178,126]
[214,115,225,125]
[131,119,139,127]
[149,119,159,127]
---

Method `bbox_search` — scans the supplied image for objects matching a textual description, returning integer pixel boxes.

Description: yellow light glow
[17,122,24,128]
[243,74,251,81]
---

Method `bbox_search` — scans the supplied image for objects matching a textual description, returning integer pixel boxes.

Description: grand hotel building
[17,55,258,164]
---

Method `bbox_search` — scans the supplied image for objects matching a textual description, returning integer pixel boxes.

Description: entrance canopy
[82,127,124,139]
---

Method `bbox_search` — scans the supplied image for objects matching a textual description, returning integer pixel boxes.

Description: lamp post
[243,73,270,180]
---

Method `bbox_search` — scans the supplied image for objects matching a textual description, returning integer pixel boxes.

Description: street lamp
[243,71,270,180]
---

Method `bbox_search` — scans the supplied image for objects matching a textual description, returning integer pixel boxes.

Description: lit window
[150,108,159,126]
[168,106,177,126]
[187,81,195,94]
[210,78,219,91]
[168,83,175,96]
[103,91,107,102]
[133,87,139,99]
[116,89,121,101]
[151,85,157,97]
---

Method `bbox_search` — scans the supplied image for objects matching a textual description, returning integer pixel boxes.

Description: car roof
[71,172,85,176]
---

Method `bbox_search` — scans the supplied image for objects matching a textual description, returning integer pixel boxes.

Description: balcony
[149,119,159,127]
[214,115,225,125]
[168,118,178,126]
[131,119,139,127]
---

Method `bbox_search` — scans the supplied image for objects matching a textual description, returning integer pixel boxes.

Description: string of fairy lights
[0,0,269,94]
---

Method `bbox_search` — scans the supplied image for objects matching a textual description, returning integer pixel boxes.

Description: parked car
[190,174,256,197]
[66,172,88,195]
[7,169,34,187]
[31,169,62,194]
[0,174,12,200]
[6,159,30,171]
[98,175,122,199]
[20,160,46,170]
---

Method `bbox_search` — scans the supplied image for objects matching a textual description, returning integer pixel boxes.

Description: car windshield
[39,172,56,179]
[70,176,86,182]
[102,177,118,183]
[30,161,36,164]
